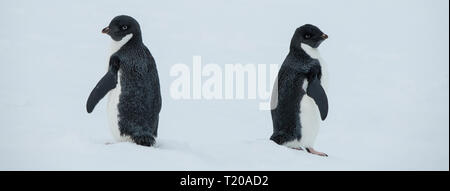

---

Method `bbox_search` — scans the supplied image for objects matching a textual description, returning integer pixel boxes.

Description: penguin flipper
[306,76,328,120]
[86,70,118,113]
[86,57,120,113]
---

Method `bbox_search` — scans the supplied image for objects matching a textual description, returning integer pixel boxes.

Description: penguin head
[290,24,328,50]
[102,15,141,41]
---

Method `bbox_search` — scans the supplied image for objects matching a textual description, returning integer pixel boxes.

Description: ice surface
[0,0,448,170]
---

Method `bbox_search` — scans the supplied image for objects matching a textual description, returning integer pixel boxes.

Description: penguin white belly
[106,34,133,142]
[106,72,131,142]
[298,80,321,147]
[106,74,123,141]
[282,80,323,149]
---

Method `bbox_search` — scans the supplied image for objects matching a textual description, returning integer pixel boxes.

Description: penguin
[86,15,162,147]
[270,24,329,156]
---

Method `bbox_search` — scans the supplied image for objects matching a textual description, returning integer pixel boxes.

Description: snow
[0,0,448,170]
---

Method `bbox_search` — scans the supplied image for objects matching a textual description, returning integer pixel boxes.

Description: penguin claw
[306,148,328,157]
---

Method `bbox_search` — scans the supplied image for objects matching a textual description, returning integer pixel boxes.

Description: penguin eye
[304,34,311,39]
[121,25,128,30]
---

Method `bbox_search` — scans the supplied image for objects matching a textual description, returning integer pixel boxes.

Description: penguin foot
[132,135,155,147]
[305,148,328,157]
[291,147,304,151]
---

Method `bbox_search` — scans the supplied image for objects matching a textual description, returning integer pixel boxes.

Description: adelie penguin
[270,24,329,156]
[86,15,162,147]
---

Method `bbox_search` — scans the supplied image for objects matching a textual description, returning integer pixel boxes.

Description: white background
[0,0,448,170]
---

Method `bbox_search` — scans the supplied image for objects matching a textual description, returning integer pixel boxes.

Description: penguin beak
[321,34,328,40]
[102,27,110,34]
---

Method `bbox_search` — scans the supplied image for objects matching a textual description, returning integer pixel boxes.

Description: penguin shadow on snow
[244,139,330,158]
[103,139,189,151]
[103,139,216,162]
